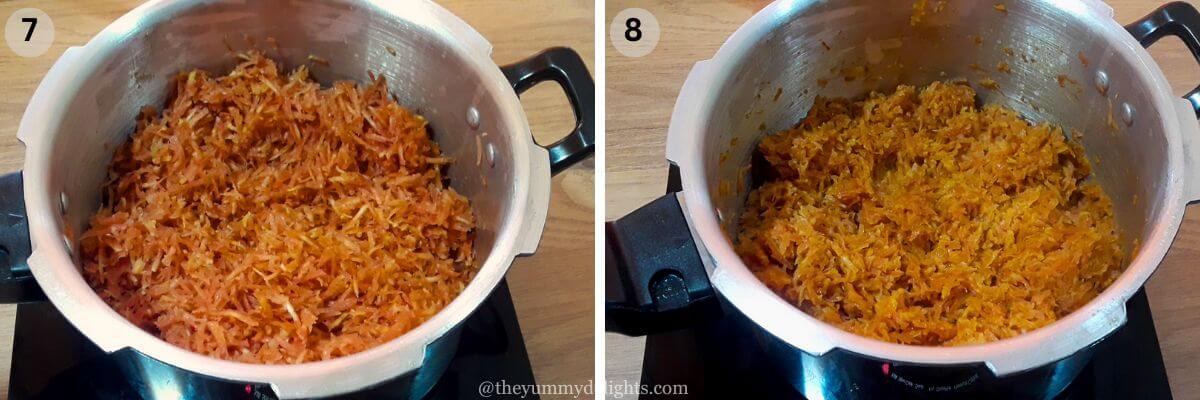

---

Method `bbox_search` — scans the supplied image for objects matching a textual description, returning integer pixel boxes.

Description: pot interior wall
[707,0,1168,256]
[49,0,513,268]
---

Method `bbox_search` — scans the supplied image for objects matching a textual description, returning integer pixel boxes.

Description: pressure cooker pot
[607,1,1200,398]
[0,0,594,398]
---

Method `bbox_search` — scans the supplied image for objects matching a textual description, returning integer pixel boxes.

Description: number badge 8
[611,8,659,58]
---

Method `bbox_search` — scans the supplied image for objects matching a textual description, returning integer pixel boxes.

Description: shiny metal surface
[666,0,1200,386]
[15,0,552,398]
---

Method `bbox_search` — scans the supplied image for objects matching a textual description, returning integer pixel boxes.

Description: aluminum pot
[0,0,593,398]
[607,0,1200,398]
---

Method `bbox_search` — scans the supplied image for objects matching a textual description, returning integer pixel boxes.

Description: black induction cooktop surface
[638,288,1172,400]
[8,280,537,400]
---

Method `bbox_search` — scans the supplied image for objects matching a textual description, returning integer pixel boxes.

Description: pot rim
[666,0,1196,376]
[16,0,550,398]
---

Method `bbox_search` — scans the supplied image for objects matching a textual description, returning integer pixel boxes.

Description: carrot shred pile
[80,52,476,364]
[737,81,1125,345]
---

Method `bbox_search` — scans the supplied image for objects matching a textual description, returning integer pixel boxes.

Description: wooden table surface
[604,0,1200,398]
[0,0,595,398]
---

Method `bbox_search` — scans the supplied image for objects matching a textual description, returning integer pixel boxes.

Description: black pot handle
[605,165,720,336]
[0,172,44,303]
[1126,1,1200,117]
[500,47,595,175]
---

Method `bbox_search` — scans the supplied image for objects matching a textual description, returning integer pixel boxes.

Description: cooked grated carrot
[738,81,1124,346]
[80,52,476,364]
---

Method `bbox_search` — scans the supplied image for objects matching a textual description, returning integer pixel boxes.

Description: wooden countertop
[604,0,1200,398]
[0,0,595,397]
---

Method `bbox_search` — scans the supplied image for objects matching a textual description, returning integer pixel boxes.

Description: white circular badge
[610,8,660,58]
[5,8,54,58]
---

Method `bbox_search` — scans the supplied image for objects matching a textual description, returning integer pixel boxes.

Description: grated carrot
[738,81,1124,345]
[80,52,476,364]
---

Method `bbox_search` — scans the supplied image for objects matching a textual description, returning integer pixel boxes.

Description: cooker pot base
[9,281,537,400]
[635,289,1169,400]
